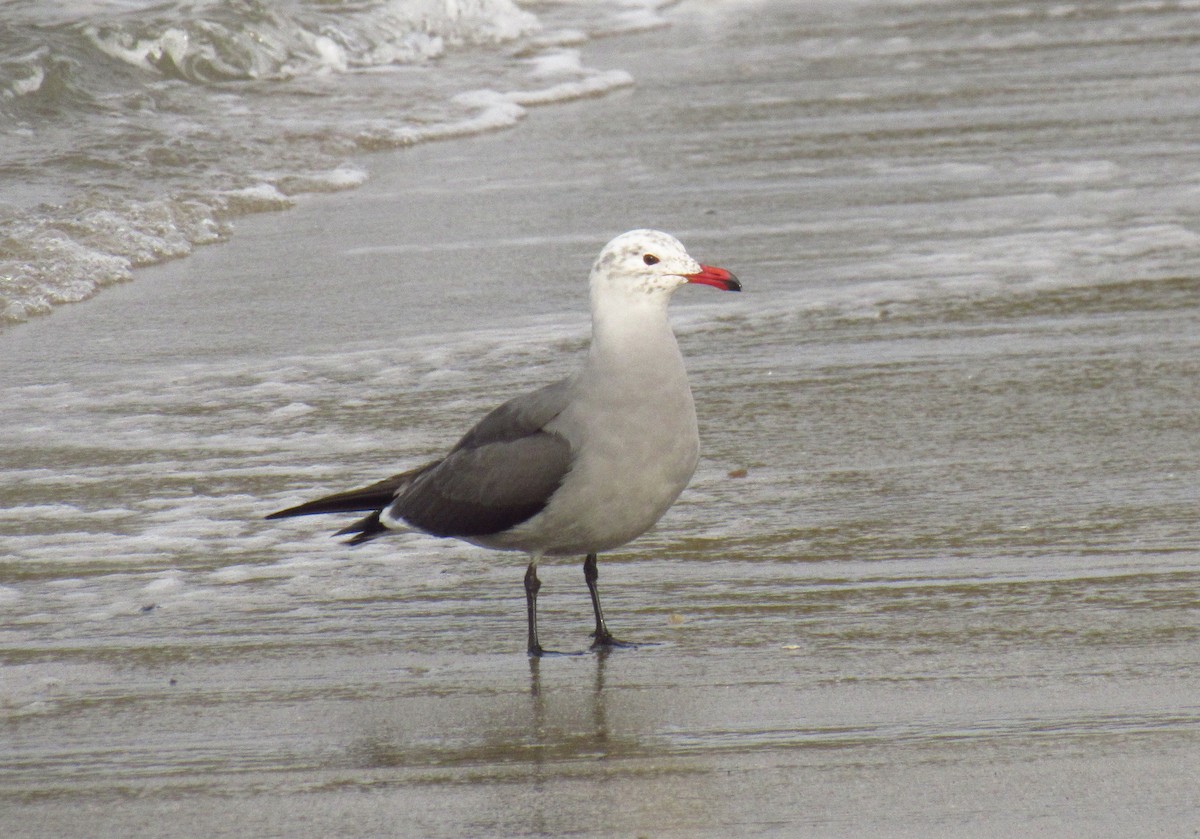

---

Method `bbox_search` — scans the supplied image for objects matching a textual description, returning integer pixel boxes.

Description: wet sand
[4,2,1200,836]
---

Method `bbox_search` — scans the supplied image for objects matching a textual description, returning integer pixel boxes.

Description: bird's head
[589,229,741,302]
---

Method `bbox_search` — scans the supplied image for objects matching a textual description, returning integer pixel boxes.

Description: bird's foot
[589,630,640,651]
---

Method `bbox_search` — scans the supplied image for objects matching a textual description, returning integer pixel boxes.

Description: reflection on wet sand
[350,650,630,775]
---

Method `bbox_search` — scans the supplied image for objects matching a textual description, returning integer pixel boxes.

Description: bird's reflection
[527,647,612,756]
[352,649,638,778]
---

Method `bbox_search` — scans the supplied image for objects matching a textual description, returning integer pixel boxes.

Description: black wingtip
[264,500,332,520]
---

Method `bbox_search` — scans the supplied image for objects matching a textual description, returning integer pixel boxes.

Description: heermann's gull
[266,229,741,655]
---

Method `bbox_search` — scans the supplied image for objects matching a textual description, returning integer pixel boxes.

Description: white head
[588,229,740,305]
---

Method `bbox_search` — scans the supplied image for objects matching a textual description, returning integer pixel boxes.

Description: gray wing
[448,378,572,451]
[390,379,574,538]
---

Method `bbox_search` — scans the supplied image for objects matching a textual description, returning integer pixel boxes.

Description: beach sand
[4,2,1200,837]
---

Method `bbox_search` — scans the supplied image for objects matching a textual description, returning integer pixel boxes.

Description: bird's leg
[525,560,546,657]
[584,553,635,649]
[584,553,610,641]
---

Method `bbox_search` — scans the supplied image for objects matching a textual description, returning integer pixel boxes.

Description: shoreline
[1,14,714,375]
[5,2,1200,836]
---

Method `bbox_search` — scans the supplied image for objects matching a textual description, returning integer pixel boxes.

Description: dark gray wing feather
[449,379,571,450]
[392,378,574,537]
[267,378,575,542]
[393,431,571,537]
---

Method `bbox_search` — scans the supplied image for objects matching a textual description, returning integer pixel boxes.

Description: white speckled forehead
[592,229,689,273]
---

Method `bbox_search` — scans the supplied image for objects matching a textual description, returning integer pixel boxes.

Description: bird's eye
[643,254,659,265]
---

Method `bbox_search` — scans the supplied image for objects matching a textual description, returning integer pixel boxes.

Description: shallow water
[0,0,650,325]
[3,0,1200,836]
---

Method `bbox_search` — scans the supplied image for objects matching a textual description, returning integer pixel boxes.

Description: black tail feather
[334,510,391,545]
[266,462,439,545]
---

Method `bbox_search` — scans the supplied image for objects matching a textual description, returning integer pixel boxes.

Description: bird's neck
[586,292,684,378]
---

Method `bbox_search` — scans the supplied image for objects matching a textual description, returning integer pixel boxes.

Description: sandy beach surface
[4,1,1200,836]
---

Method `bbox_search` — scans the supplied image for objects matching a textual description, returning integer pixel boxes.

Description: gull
[267,229,741,655]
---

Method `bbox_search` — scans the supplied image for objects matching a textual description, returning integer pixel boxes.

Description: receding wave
[0,0,660,327]
[78,0,540,84]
